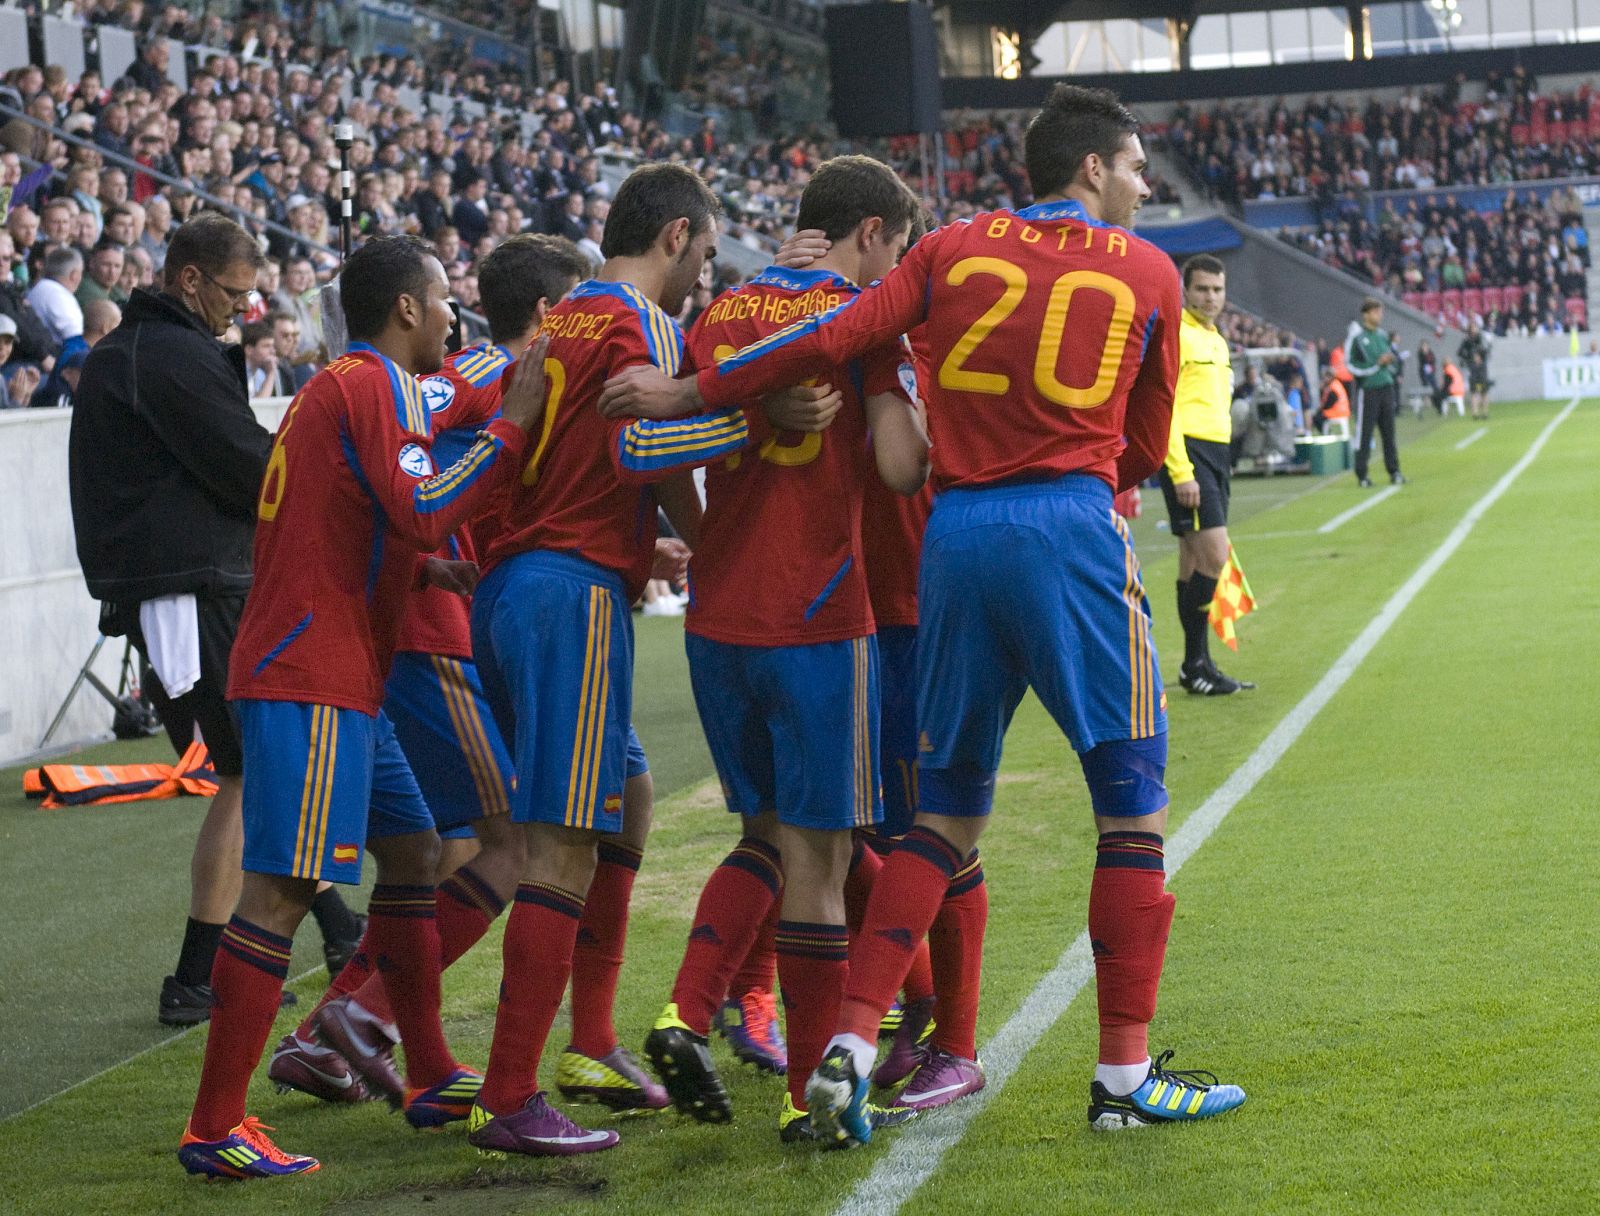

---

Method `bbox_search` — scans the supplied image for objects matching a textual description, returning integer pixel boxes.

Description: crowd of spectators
[1164,68,1600,205]
[1275,187,1590,334]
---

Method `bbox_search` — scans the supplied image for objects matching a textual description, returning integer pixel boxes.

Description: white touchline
[832,396,1580,1216]
[1317,484,1401,533]
[1455,426,1488,451]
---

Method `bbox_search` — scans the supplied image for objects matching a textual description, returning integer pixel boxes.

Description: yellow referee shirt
[1164,308,1233,484]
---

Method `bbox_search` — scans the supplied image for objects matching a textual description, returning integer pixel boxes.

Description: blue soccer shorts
[236,700,434,885]
[384,650,515,834]
[471,550,633,835]
[915,474,1168,819]
[686,632,881,832]
[876,623,920,838]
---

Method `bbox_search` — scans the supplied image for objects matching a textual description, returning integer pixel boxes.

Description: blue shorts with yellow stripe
[236,700,434,885]
[876,624,919,838]
[686,632,881,831]
[915,474,1168,819]
[384,651,514,834]
[472,550,633,835]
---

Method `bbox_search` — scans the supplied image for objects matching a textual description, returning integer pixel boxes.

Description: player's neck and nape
[599,253,673,311]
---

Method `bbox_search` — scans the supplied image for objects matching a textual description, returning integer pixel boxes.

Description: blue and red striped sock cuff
[219,916,293,978]
[899,825,964,879]
[440,866,506,919]
[1095,831,1166,872]
[369,883,438,919]
[597,840,644,872]
[775,920,849,962]
[514,880,585,920]
[722,836,783,896]
[947,851,986,898]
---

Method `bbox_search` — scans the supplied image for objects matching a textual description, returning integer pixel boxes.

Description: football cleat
[877,1001,904,1039]
[268,1033,372,1103]
[1179,660,1252,696]
[1391,473,1408,486]
[714,990,787,1075]
[178,1116,320,1180]
[403,1066,484,1129]
[643,1002,732,1123]
[872,995,936,1088]
[556,1045,669,1114]
[897,1048,986,1111]
[778,1092,816,1144]
[1087,1050,1247,1130]
[159,975,214,1027]
[805,1046,872,1148]
[313,995,403,1106]
[466,1094,620,1157]
[322,913,367,977]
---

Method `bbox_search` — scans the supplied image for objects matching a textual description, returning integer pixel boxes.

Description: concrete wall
[0,401,289,767]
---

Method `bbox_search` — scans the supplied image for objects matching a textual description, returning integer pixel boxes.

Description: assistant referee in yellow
[1157,254,1255,696]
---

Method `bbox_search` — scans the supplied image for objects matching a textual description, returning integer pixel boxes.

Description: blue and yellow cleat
[403,1066,484,1129]
[805,1046,873,1148]
[1087,1050,1246,1130]
[178,1116,320,1180]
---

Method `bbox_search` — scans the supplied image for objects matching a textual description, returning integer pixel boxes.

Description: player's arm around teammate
[1157,256,1254,696]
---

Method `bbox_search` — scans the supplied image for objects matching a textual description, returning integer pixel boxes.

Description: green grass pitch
[1,400,1595,1215]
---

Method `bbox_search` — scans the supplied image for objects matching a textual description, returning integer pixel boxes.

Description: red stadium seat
[1440,289,1462,323]
[1548,121,1568,145]
[1590,112,1600,140]
[1503,285,1524,313]
[1511,123,1531,146]
[1564,297,1587,328]
[1481,286,1504,313]
[1420,291,1442,318]
[1461,288,1484,317]
[1403,292,1424,310]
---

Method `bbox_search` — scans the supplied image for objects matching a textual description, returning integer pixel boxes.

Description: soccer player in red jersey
[637,156,930,1143]
[261,237,668,1113]
[463,164,839,1158]
[176,236,547,1180]
[600,87,1248,1143]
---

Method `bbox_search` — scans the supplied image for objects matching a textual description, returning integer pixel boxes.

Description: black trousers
[1354,383,1400,480]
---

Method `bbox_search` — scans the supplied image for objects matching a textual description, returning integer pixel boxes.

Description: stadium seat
[1548,121,1568,145]
[1503,285,1524,313]
[1481,285,1504,313]
[1403,292,1424,310]
[1461,288,1484,318]
[1565,297,1587,328]
[1420,291,1442,318]
[1511,123,1531,146]
[1440,289,1462,324]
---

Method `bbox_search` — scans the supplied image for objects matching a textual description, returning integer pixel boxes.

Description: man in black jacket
[70,211,362,1027]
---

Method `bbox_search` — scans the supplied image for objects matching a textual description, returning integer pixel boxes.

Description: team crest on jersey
[897,362,921,404]
[420,376,456,414]
[397,443,434,478]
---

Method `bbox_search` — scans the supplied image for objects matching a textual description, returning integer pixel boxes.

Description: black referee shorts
[125,593,246,777]
[1158,436,1232,536]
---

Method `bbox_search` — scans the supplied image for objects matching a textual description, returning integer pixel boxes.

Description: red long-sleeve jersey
[698,200,1180,493]
[484,280,756,599]
[684,267,911,646]
[394,342,515,658]
[229,344,527,713]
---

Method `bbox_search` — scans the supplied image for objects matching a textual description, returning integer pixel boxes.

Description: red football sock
[727,898,778,1000]
[929,852,987,1060]
[775,920,848,1109]
[838,826,963,1042]
[480,882,584,1116]
[353,864,507,1026]
[189,917,292,1140]
[293,919,376,1038]
[569,841,642,1057]
[365,883,454,1089]
[669,837,782,1035]
[847,837,934,1004]
[1088,832,1174,1065]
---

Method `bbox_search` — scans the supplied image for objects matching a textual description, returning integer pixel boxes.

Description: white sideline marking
[1317,484,1401,533]
[1455,427,1488,451]
[2,961,329,1124]
[833,397,1580,1216]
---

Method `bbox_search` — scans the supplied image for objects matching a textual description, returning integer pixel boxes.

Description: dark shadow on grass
[322,1165,607,1214]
